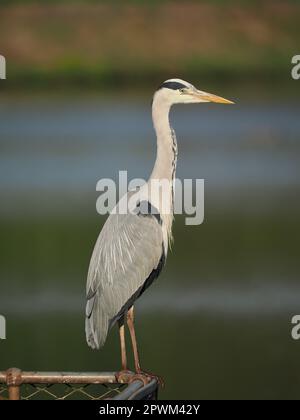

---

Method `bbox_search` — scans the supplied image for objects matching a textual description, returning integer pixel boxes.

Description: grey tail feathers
[85,292,109,350]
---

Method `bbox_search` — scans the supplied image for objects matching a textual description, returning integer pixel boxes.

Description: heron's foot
[115,369,133,384]
[136,368,165,388]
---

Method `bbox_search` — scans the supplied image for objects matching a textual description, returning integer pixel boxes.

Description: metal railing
[0,368,158,400]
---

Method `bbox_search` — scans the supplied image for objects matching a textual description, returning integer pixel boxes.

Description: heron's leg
[118,320,127,371]
[127,306,141,372]
[127,306,164,387]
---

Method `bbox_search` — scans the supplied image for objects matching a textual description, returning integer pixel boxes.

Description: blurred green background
[0,0,300,399]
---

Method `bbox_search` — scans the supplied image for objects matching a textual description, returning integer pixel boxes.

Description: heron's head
[154,78,234,106]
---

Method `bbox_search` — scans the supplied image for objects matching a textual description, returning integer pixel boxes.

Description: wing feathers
[85,208,164,349]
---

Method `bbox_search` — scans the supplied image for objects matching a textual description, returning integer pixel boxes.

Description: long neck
[149,96,177,182]
[148,94,178,250]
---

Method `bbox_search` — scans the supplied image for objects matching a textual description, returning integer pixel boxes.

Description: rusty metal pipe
[8,386,20,400]
[16,372,117,385]
[0,370,118,385]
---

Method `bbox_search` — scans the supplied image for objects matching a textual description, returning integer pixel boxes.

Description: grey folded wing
[85,208,164,349]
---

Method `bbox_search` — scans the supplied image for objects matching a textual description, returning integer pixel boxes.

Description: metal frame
[0,368,158,400]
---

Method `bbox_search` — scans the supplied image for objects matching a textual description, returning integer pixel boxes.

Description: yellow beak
[194,91,234,104]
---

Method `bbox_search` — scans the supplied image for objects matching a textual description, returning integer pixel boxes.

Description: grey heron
[85,78,233,376]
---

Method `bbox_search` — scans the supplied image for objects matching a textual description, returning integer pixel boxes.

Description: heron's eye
[179,88,186,94]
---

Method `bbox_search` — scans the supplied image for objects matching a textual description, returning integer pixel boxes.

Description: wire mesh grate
[0,384,8,400]
[21,383,126,400]
[0,383,126,400]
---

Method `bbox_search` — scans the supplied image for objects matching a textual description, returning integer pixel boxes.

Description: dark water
[0,93,300,399]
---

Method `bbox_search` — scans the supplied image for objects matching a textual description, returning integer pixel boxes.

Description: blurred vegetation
[0,0,299,90]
